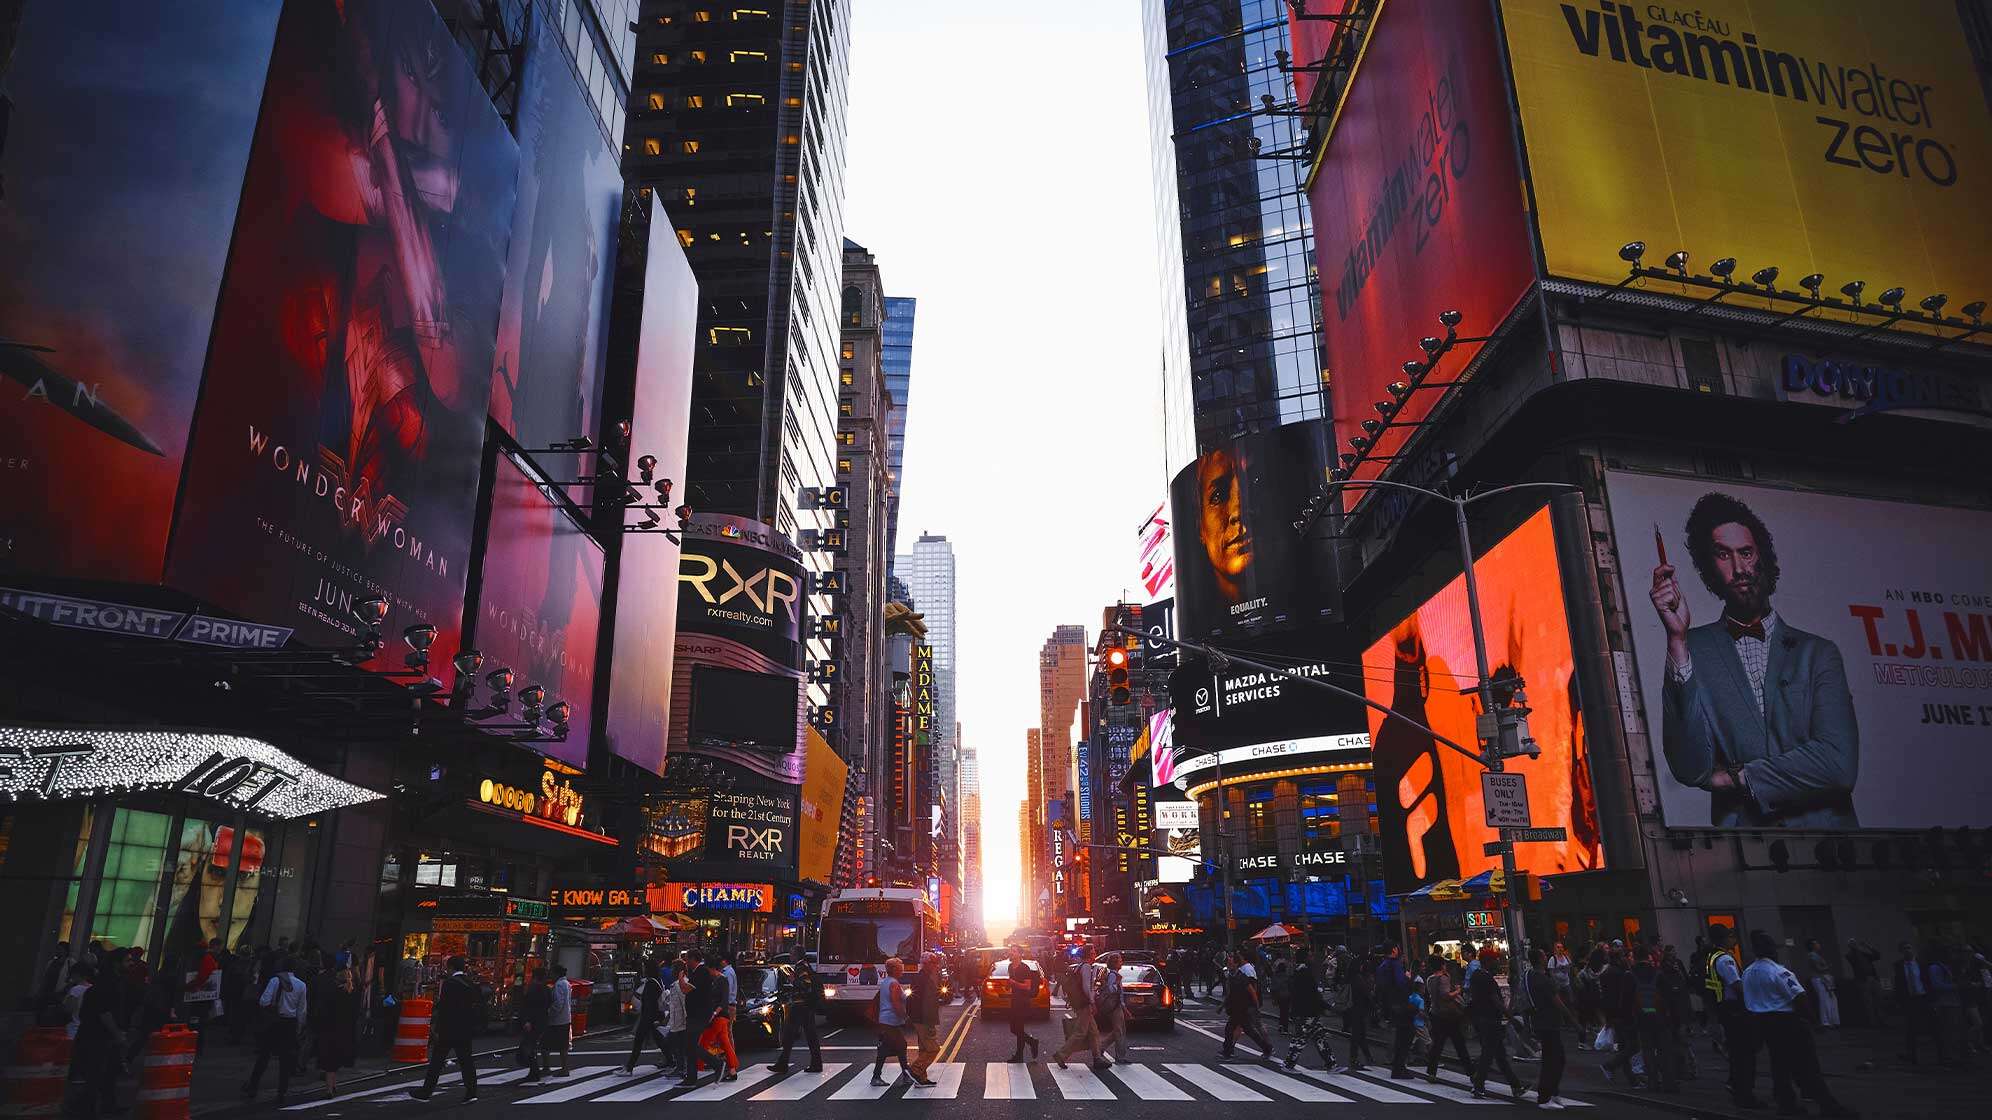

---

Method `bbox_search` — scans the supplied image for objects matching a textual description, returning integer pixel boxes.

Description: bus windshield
[819,912,920,964]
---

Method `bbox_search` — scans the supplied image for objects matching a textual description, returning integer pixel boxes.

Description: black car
[733,964,791,1047]
[1118,964,1176,1030]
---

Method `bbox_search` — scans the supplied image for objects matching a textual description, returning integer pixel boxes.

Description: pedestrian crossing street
[284,1060,1592,1108]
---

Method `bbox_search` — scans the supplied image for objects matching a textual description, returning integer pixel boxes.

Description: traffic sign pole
[1455,497,1527,988]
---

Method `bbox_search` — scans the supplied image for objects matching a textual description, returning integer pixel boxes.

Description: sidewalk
[1173,993,1992,1120]
[155,1019,633,1117]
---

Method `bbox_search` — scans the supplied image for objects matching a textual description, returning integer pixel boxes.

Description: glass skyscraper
[882,295,916,563]
[1144,0,1324,470]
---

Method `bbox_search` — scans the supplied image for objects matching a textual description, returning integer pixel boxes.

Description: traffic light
[1106,645,1131,705]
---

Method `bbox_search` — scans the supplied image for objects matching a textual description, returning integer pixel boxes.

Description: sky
[842,1,1169,936]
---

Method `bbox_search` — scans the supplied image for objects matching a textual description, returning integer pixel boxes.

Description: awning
[1248,922,1304,941]
[1401,878,1468,901]
[0,726,382,819]
[1460,870,1506,896]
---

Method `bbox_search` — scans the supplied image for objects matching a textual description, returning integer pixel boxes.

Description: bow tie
[1725,617,1767,642]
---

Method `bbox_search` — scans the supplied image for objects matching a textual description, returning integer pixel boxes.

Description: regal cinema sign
[479,769,585,827]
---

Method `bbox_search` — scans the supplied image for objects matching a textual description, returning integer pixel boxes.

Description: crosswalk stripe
[281,1066,534,1110]
[1104,1063,1191,1100]
[515,1066,632,1103]
[677,1063,778,1101]
[1045,1063,1116,1100]
[827,1067,896,1100]
[1377,1071,1504,1106]
[981,1061,1034,1099]
[1222,1063,1353,1102]
[904,1062,965,1098]
[1425,1065,1591,1105]
[1163,1063,1270,1101]
[750,1062,852,1100]
[593,1068,693,1103]
[1290,1068,1431,1104]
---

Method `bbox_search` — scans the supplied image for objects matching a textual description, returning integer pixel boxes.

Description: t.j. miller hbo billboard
[1608,472,1992,830]
[1501,0,1992,326]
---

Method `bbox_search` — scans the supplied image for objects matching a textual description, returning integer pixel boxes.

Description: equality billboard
[600,195,699,775]
[1501,0,1992,324]
[666,515,807,783]
[1607,472,1992,829]
[165,0,517,667]
[1363,507,1605,891]
[471,455,603,768]
[488,16,623,486]
[1307,0,1533,484]
[1169,421,1339,641]
[0,1,281,583]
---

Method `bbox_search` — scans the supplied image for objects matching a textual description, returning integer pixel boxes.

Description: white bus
[813,887,940,1018]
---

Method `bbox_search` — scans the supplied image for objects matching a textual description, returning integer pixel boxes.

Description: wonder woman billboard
[166,0,518,669]
[0,1,281,583]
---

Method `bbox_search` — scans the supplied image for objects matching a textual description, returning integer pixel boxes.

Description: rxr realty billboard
[1501,0,1992,328]
[1609,472,1992,829]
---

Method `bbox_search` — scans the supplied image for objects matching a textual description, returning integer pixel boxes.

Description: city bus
[814,887,941,1019]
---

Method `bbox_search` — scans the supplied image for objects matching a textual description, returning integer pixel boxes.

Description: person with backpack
[242,956,308,1105]
[905,953,944,1086]
[1052,946,1110,1070]
[1423,955,1473,1081]
[1219,949,1276,1065]
[1002,946,1042,1062]
[620,953,672,1075]
[657,957,687,1079]
[411,956,483,1103]
[771,958,826,1074]
[1096,951,1131,1064]
[1378,943,1419,1079]
[1630,948,1678,1092]
[1466,946,1528,1101]
[1283,953,1336,1071]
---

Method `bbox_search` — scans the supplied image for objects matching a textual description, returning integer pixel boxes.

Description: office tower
[625,1,854,694]
[961,739,982,934]
[836,240,893,888]
[898,534,959,888]
[1036,624,1088,920]
[1143,0,1324,468]
[882,295,917,564]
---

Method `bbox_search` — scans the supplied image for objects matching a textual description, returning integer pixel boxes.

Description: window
[677,229,695,248]
[733,7,770,18]
[837,431,857,446]
[837,458,853,474]
[838,398,854,418]
[709,326,753,347]
[785,133,801,146]
[841,342,855,360]
[693,10,712,21]
[727,93,766,107]
[681,139,701,154]
[731,50,768,63]
[684,94,705,109]
[689,49,707,63]
[647,92,666,110]
[840,368,854,386]
[651,52,669,66]
[642,137,662,156]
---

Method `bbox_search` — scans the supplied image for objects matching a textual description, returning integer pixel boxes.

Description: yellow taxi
[980,958,1052,1020]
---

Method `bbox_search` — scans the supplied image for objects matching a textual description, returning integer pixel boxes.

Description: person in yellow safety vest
[1707,926,1764,1110]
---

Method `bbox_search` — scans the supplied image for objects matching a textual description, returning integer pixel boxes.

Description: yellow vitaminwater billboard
[1502,0,1992,315]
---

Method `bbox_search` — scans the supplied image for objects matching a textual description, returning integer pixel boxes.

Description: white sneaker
[1538,1099,1567,1110]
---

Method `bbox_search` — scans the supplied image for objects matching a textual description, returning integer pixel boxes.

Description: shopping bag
[1594,1025,1615,1050]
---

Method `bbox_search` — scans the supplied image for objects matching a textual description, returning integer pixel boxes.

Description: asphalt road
[268,994,1616,1118]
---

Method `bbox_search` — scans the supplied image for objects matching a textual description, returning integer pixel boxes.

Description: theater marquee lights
[0,728,384,819]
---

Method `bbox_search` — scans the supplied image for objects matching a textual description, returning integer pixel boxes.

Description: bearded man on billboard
[1650,493,1860,828]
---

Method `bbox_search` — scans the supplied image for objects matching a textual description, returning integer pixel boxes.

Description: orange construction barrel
[568,979,593,1036]
[1,1027,70,1117]
[135,1024,196,1120]
[393,997,433,1064]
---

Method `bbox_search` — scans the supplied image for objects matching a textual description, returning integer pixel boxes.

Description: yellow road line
[940,1000,980,1062]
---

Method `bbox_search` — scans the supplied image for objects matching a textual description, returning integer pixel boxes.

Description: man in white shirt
[547,966,573,1077]
[243,958,307,1104]
[1744,933,1854,1118]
